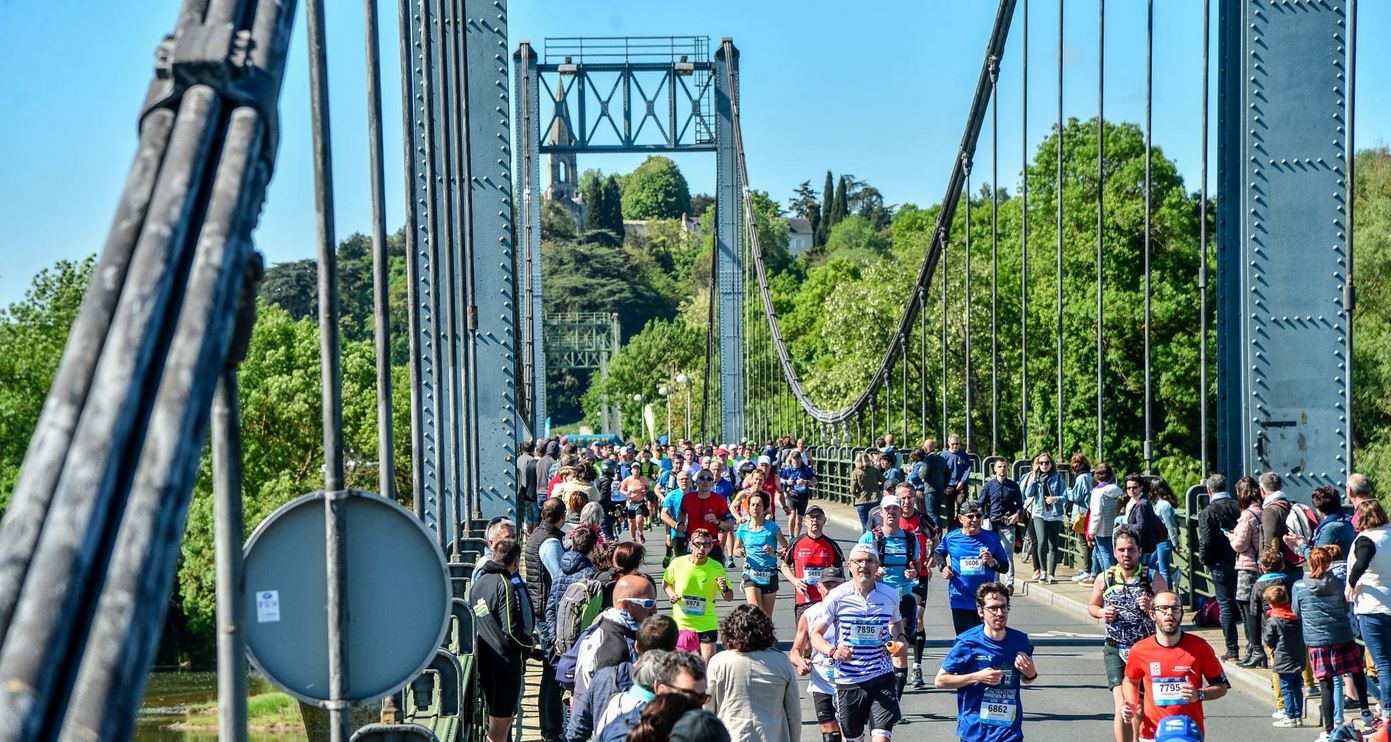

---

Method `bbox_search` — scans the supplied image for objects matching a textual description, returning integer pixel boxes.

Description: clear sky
[1,1,1387,306]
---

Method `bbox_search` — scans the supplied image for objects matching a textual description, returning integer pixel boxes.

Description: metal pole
[212,371,247,742]
[1143,0,1154,474]
[1056,0,1065,455]
[964,153,974,453]
[305,0,351,735]
[990,53,1000,457]
[1021,0,1030,458]
[1096,0,1106,462]
[364,0,396,500]
[941,228,949,440]
[1345,0,1358,473]
[1199,0,1210,477]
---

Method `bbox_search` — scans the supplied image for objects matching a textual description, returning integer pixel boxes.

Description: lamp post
[632,393,644,442]
[658,386,671,443]
[675,373,691,442]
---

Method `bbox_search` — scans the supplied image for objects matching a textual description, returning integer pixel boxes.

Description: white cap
[880,495,902,509]
[757,455,772,465]
[849,543,879,562]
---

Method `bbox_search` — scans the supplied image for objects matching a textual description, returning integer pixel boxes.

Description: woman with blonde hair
[850,451,884,532]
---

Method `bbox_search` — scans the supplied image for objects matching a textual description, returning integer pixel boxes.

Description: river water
[136,672,300,741]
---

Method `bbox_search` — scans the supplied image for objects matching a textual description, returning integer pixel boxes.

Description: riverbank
[165,692,302,734]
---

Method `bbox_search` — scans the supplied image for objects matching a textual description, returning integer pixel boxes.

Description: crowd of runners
[465,435,1387,742]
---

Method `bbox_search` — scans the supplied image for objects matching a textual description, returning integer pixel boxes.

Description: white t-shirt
[817,581,902,685]
[802,601,835,695]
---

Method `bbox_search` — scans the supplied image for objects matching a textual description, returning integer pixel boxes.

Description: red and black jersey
[782,534,845,605]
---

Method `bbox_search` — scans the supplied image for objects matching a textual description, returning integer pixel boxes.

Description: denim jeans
[994,523,1018,585]
[1360,613,1391,714]
[1209,562,1241,654]
[856,503,875,532]
[1278,672,1304,719]
[922,489,941,529]
[1093,536,1115,573]
[1152,539,1176,588]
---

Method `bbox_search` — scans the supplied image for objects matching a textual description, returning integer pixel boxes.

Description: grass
[171,691,303,733]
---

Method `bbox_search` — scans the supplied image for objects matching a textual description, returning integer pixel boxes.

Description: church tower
[546,80,580,215]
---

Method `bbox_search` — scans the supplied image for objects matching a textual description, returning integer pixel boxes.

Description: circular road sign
[243,490,450,705]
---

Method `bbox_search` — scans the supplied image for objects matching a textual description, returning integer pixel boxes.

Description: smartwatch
[1198,689,1207,701]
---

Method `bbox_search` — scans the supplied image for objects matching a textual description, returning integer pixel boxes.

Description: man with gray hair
[1197,473,1241,659]
[1348,473,1373,530]
[472,517,517,581]
[593,649,708,742]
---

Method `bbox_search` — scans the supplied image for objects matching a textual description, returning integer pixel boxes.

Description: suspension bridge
[0,0,1362,740]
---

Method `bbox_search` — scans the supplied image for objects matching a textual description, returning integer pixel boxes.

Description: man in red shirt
[780,505,846,622]
[1122,591,1230,741]
[683,470,736,563]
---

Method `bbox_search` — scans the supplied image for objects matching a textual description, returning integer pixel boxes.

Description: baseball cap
[880,494,902,509]
[757,455,772,465]
[849,543,878,562]
[959,500,983,514]
[1153,715,1203,742]
[806,504,825,517]
[716,447,728,456]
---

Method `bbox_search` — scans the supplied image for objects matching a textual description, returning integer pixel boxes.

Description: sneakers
[1033,570,1043,581]
[1072,572,1091,582]
[912,667,926,689]
[1273,717,1303,728]
[1275,710,1289,719]
[1046,575,1058,584]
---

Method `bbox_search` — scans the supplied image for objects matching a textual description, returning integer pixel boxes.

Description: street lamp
[658,386,671,443]
[631,393,644,442]
[675,373,691,442]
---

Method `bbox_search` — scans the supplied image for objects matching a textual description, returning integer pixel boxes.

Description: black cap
[959,500,983,514]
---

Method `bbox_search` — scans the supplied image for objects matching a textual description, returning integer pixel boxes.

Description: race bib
[749,569,772,585]
[980,687,1018,726]
[849,621,881,647]
[681,596,707,616]
[960,557,988,575]
[1152,676,1188,707]
[803,567,824,585]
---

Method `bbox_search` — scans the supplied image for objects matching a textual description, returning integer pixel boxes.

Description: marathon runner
[662,529,733,661]
[781,504,846,623]
[895,484,938,688]
[791,598,845,742]
[857,494,924,700]
[620,474,649,545]
[1122,591,1229,741]
[779,450,818,538]
[1088,526,1169,742]
[811,543,906,742]
[935,501,1012,634]
[934,581,1039,742]
[734,492,788,616]
[658,470,692,568]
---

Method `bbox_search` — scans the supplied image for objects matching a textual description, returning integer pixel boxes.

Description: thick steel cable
[728,2,1017,427]
[1143,0,1154,474]
[990,54,1000,457]
[1021,0,1030,458]
[1198,0,1210,477]
[364,0,397,500]
[1055,0,1065,455]
[1096,0,1106,461]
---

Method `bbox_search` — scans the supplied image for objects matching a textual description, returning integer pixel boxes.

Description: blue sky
[1,1,1387,306]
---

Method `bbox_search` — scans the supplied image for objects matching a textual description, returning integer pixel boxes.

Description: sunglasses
[961,513,982,520]
[617,597,657,609]
[671,687,712,705]
[696,477,714,483]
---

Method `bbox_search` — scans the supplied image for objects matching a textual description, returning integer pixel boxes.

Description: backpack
[553,575,604,655]
[1126,499,1168,553]
[1286,501,1319,540]
[1101,564,1156,597]
[871,528,918,565]
[555,621,601,691]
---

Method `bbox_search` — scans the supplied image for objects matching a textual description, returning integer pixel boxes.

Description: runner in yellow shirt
[663,529,733,661]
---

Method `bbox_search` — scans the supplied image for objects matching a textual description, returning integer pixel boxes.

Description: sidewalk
[811,496,1275,700]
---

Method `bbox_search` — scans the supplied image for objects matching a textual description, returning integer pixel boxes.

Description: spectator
[472,538,534,742]
[1263,584,1308,728]
[594,650,708,742]
[1022,452,1065,584]
[545,526,598,639]
[473,517,516,581]
[1347,473,1373,531]
[1293,545,1373,734]
[525,497,568,742]
[566,615,679,742]
[1346,499,1391,727]
[1287,486,1355,560]
[979,458,1025,590]
[1259,472,1305,584]
[1150,478,1181,588]
[1229,476,1266,667]
[619,691,708,742]
[668,710,732,742]
[942,434,973,527]
[707,605,801,742]
[1197,473,1241,661]
[574,574,657,702]
[851,452,884,532]
[1068,454,1096,583]
[1086,463,1123,582]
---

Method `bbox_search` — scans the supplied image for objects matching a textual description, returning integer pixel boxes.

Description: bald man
[574,573,657,699]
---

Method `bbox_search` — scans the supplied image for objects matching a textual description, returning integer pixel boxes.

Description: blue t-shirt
[662,490,685,538]
[941,625,1034,741]
[858,529,917,595]
[737,520,781,584]
[779,464,816,496]
[713,477,735,500]
[935,529,1011,610]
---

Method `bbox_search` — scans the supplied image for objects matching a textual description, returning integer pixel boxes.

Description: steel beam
[1217,0,1352,497]
[714,39,743,444]
[514,42,547,436]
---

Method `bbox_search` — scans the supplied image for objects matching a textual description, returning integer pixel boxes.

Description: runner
[1088,527,1170,742]
[663,529,733,661]
[1122,591,1230,741]
[659,471,692,568]
[780,450,818,539]
[811,543,906,742]
[781,504,846,623]
[790,599,844,742]
[935,502,1012,634]
[857,494,923,700]
[934,581,1039,742]
[734,492,788,616]
[621,475,650,545]
[895,484,939,688]
[683,469,737,565]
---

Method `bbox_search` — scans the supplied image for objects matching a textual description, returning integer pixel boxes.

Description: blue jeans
[1093,536,1115,573]
[1361,613,1391,713]
[1209,563,1241,654]
[1278,672,1304,719]
[922,490,941,529]
[856,503,875,532]
[1152,539,1176,587]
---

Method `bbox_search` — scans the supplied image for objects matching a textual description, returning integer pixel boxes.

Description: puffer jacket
[545,549,597,633]
[1228,505,1263,573]
[1087,483,1122,538]
[1293,566,1355,647]
[851,466,884,505]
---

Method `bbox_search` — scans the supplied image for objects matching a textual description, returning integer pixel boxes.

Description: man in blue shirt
[658,471,691,568]
[979,458,1025,591]
[935,502,1012,634]
[935,581,1038,742]
[941,434,973,528]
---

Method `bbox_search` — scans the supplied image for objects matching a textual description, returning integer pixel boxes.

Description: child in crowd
[1265,583,1309,728]
[1292,544,1375,735]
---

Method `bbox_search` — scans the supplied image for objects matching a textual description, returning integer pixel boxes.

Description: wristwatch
[1198,689,1207,701]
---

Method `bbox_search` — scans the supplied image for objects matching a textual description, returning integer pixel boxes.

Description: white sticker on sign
[256,590,281,623]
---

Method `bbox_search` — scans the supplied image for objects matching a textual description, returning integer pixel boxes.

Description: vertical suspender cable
[1198,0,1210,477]
[964,155,974,453]
[451,0,483,525]
[305,0,350,736]
[1096,0,1106,462]
[990,55,1000,457]
[431,0,458,545]
[1142,0,1154,474]
[903,337,909,442]
[398,0,425,519]
[212,372,247,742]
[920,286,927,438]
[364,0,397,500]
[1056,0,1065,455]
[942,228,949,440]
[1021,0,1030,458]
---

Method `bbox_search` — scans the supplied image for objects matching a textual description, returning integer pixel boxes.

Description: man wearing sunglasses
[935,502,1012,634]
[664,530,733,661]
[683,470,736,562]
[935,581,1038,742]
[1122,592,1229,742]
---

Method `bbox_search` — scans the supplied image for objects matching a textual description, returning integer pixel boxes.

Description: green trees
[1352,149,1391,475]
[620,156,691,219]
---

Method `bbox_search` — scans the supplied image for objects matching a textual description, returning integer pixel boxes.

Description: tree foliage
[620,156,691,220]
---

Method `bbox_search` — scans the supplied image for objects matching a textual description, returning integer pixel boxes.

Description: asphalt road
[624,515,1282,741]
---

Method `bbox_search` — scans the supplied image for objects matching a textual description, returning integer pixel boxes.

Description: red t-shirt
[1123,632,1228,739]
[684,492,732,538]
[782,534,845,605]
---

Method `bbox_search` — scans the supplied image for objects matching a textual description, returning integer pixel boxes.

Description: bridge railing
[808,447,1214,605]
